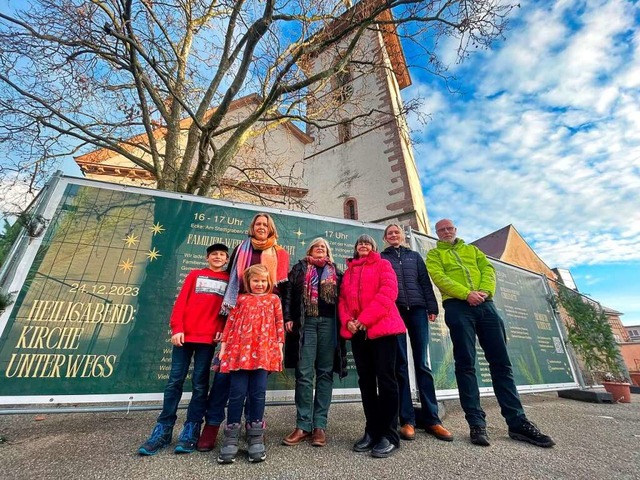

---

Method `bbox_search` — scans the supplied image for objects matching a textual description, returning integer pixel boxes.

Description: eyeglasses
[436,226,456,233]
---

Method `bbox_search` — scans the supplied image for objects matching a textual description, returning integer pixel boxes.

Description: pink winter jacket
[338,251,406,340]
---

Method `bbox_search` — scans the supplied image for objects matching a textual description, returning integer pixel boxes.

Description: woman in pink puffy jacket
[339,233,406,458]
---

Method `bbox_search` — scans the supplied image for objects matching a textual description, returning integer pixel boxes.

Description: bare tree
[0,0,515,204]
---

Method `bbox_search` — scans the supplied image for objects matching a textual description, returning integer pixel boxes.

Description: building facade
[74,4,431,233]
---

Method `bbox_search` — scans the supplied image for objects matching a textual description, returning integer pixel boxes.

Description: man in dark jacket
[381,224,453,442]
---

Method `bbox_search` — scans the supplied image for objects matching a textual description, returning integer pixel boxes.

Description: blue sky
[404,0,640,325]
[2,0,638,325]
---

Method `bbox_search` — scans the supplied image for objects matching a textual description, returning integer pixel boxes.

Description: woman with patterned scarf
[222,213,290,312]
[281,238,347,448]
[197,213,290,452]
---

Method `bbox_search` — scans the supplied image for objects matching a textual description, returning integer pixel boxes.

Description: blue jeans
[227,369,268,424]
[396,307,441,426]
[203,370,230,426]
[157,343,215,427]
[295,316,335,431]
[204,370,251,426]
[444,300,526,428]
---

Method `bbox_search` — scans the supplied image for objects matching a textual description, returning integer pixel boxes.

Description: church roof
[74,93,313,166]
[472,224,555,279]
[471,224,512,258]
[603,306,623,316]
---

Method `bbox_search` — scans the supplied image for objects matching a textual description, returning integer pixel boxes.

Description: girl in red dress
[217,264,284,464]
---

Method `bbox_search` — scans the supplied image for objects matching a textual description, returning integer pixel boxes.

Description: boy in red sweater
[139,243,230,456]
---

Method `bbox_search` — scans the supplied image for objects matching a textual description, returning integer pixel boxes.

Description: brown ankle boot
[196,424,219,451]
[282,428,311,446]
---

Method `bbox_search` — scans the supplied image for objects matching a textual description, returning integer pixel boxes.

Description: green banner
[0,179,575,402]
[0,183,387,397]
[412,233,575,390]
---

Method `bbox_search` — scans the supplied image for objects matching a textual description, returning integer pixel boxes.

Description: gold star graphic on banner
[146,248,162,262]
[294,228,304,238]
[118,258,134,272]
[123,234,139,247]
[300,240,306,246]
[150,222,165,236]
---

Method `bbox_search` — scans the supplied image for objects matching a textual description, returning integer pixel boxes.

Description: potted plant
[600,372,632,403]
[557,286,631,402]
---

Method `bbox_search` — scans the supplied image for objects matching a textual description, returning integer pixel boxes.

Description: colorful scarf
[222,236,289,313]
[303,256,338,317]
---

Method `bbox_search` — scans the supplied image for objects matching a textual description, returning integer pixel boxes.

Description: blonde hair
[248,213,278,240]
[383,224,406,244]
[306,237,334,263]
[243,264,274,294]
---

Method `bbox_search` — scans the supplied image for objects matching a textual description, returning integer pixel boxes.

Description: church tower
[73,2,432,234]
[301,2,431,233]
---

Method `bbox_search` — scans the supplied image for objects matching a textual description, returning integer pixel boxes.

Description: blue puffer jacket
[381,245,439,315]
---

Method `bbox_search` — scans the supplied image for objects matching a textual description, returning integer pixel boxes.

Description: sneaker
[174,421,200,454]
[138,423,173,456]
[509,420,555,448]
[469,425,490,446]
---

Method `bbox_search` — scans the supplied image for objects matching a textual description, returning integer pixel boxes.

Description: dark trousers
[204,369,251,426]
[227,369,268,424]
[444,300,526,428]
[203,370,231,426]
[351,332,400,446]
[396,307,441,426]
[157,343,215,427]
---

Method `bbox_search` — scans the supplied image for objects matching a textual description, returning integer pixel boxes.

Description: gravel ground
[1,392,639,480]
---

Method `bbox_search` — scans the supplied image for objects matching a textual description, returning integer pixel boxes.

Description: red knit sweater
[170,268,229,344]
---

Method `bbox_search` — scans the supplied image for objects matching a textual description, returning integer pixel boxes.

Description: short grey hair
[353,234,378,257]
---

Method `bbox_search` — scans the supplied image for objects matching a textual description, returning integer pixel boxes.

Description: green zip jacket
[425,238,496,302]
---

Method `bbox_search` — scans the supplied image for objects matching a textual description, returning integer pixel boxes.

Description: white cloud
[408,0,640,269]
[0,177,37,217]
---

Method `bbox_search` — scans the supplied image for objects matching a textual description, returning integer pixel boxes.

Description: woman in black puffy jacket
[381,224,453,443]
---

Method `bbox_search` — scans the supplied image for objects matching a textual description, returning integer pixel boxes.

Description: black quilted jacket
[381,245,439,315]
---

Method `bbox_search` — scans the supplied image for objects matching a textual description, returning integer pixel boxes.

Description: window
[344,197,358,220]
[334,66,353,102]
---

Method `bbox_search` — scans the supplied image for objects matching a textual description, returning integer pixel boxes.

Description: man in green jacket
[426,219,555,448]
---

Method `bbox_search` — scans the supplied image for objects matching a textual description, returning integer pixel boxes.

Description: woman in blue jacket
[381,224,453,442]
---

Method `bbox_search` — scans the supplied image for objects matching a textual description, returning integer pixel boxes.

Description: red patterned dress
[220,293,285,373]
